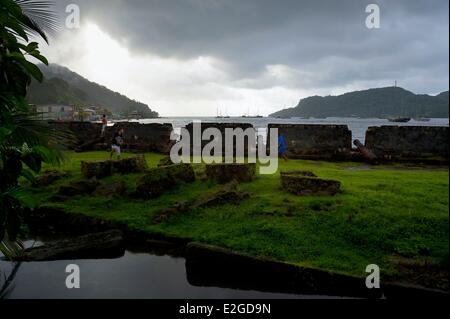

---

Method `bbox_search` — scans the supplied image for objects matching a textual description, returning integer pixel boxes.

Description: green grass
[24,151,449,279]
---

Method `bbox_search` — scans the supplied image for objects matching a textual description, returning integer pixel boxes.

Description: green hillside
[27,64,159,118]
[270,87,449,118]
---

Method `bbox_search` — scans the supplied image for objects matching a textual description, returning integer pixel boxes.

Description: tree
[0,0,73,258]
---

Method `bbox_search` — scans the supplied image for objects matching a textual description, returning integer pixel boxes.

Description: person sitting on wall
[110,128,124,160]
[101,114,108,137]
[278,134,288,162]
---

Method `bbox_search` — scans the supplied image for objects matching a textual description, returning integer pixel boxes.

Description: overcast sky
[37,0,449,116]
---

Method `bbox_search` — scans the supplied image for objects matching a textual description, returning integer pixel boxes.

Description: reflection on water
[0,250,332,299]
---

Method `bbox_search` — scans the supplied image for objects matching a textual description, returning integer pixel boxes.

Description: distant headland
[270,87,449,119]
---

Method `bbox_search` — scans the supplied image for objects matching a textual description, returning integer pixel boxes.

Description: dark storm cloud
[53,0,449,93]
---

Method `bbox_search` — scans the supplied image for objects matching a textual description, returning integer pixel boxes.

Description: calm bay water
[0,241,326,299]
[137,117,449,144]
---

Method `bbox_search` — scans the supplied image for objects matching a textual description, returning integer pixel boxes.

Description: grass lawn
[23,151,449,283]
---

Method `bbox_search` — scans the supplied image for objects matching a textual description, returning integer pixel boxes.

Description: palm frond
[7,112,76,150]
[14,0,60,42]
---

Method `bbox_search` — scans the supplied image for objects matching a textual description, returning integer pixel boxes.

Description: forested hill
[270,87,449,118]
[27,64,158,117]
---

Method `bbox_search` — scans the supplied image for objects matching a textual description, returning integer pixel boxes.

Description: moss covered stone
[280,170,341,196]
[111,154,148,174]
[81,160,112,179]
[134,164,195,199]
[81,155,148,179]
[205,163,256,183]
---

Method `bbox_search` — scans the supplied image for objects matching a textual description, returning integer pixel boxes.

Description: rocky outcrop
[280,171,341,196]
[205,163,256,183]
[365,126,449,163]
[267,124,352,160]
[13,230,124,261]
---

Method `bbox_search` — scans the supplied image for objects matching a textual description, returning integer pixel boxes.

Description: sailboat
[216,107,230,118]
[241,106,263,118]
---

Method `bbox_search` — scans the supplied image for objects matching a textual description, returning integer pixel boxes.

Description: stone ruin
[280,170,341,196]
[364,126,449,163]
[48,121,449,164]
[152,180,250,224]
[184,122,255,157]
[110,122,174,153]
[205,163,256,183]
[133,164,196,199]
[49,121,174,154]
[81,154,148,179]
[267,124,352,160]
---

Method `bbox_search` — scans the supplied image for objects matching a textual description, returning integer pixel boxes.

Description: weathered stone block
[33,170,69,187]
[81,160,112,179]
[134,164,195,199]
[365,126,449,162]
[194,180,250,207]
[81,155,148,179]
[185,122,255,157]
[14,230,124,261]
[48,121,174,154]
[111,154,148,174]
[94,181,126,197]
[58,178,99,197]
[134,168,175,199]
[205,163,256,183]
[267,124,352,159]
[106,122,174,153]
[280,170,341,196]
[161,163,196,183]
[281,170,317,178]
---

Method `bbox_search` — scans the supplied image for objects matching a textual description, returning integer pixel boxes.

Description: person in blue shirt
[278,135,288,161]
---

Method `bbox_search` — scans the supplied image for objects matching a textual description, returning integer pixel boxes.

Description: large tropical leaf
[13,0,60,42]
[6,112,76,151]
[1,0,64,260]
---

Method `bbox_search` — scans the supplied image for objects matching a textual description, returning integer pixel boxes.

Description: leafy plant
[0,0,73,258]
